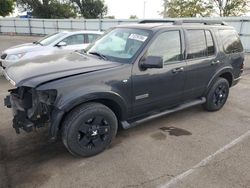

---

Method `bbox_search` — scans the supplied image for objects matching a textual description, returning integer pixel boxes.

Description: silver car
[0,30,103,69]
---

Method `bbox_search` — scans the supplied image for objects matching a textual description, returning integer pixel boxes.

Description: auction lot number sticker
[129,34,148,42]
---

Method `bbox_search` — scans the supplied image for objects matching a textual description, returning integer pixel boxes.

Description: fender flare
[48,91,128,141]
[58,91,128,117]
[205,66,234,95]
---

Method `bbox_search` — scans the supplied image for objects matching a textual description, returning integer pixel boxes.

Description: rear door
[132,29,187,117]
[183,29,220,100]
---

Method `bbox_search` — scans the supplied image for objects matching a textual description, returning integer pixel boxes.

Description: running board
[121,97,206,129]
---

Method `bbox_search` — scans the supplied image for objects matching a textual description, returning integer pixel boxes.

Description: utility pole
[163,0,168,18]
[215,0,223,17]
[143,1,146,18]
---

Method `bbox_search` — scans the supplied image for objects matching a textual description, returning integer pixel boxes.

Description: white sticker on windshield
[129,34,148,42]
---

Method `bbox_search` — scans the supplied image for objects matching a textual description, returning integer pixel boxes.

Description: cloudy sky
[105,0,163,19]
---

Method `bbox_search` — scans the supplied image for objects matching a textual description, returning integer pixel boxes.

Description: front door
[132,30,186,117]
[58,34,87,51]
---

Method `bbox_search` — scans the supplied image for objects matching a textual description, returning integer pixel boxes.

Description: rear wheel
[62,103,118,157]
[203,78,229,111]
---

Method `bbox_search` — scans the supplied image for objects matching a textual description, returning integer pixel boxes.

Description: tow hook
[4,95,11,108]
[13,113,34,134]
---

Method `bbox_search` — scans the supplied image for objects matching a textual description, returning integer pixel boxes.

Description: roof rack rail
[138,19,228,26]
[138,19,176,24]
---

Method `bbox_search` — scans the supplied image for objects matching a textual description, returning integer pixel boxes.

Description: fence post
[239,19,244,36]
[84,19,86,30]
[28,19,32,35]
[43,19,45,35]
[13,19,16,34]
[70,20,73,31]
[56,20,59,31]
[99,19,102,31]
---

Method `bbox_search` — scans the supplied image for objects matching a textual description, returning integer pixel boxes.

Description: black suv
[4,20,244,157]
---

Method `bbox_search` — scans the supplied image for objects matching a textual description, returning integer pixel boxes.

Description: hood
[5,52,122,87]
[4,43,44,55]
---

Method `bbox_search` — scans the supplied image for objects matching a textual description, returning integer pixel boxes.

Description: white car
[0,30,103,69]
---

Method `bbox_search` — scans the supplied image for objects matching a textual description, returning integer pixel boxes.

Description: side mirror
[56,41,67,47]
[140,56,163,69]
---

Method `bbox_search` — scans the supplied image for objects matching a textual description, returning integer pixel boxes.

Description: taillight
[240,63,244,70]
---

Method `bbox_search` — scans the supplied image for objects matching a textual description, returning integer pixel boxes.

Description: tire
[62,102,118,157]
[203,78,229,112]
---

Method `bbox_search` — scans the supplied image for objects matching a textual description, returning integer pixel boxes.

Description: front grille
[1,53,7,60]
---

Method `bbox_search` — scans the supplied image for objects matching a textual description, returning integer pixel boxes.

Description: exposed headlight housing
[36,89,58,105]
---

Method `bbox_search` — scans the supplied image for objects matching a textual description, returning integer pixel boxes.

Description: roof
[116,23,174,30]
[59,30,104,35]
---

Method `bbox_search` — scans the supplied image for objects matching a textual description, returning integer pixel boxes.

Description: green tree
[104,15,115,19]
[129,15,138,19]
[17,0,76,18]
[213,0,249,16]
[70,0,107,18]
[161,0,213,17]
[0,0,15,17]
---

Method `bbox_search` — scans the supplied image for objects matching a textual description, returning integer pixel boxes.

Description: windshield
[86,28,150,63]
[38,32,67,46]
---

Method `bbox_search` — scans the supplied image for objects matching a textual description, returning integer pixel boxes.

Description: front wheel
[62,103,118,157]
[203,78,229,111]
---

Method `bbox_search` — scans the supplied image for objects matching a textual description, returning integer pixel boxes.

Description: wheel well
[63,98,123,122]
[91,99,123,121]
[219,72,233,87]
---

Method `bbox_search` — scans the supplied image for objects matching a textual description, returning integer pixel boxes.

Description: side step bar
[121,97,206,129]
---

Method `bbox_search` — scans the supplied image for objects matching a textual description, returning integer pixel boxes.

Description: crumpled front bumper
[4,94,34,133]
[4,89,65,141]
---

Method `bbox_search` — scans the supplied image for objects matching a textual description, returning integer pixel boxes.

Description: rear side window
[187,30,207,59]
[219,29,243,53]
[87,34,100,43]
[205,30,215,56]
[186,30,215,59]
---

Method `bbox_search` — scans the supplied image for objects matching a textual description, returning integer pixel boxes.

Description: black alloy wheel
[62,103,118,157]
[77,116,111,150]
[203,78,229,111]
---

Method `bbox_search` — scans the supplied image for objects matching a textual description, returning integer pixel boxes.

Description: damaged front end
[4,87,58,135]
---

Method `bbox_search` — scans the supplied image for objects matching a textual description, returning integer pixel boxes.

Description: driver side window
[147,31,182,64]
[62,34,85,45]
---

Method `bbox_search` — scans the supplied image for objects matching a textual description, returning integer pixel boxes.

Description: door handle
[172,67,184,73]
[211,60,220,65]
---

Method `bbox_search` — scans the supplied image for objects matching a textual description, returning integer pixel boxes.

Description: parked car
[0,30,103,69]
[4,20,244,157]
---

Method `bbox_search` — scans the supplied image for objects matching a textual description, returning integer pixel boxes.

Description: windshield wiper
[77,49,87,54]
[88,52,108,60]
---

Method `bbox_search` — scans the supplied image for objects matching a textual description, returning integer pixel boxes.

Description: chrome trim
[234,76,241,81]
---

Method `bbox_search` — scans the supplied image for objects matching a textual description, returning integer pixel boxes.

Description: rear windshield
[218,29,243,54]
